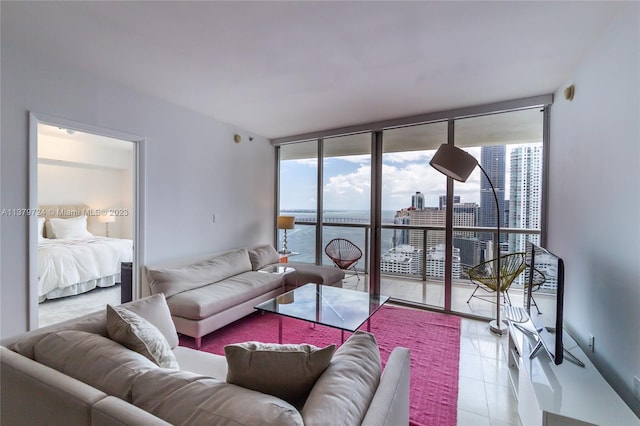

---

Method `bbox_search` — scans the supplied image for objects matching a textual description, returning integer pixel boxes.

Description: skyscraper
[439,195,460,210]
[411,191,425,209]
[509,144,543,253]
[479,145,506,244]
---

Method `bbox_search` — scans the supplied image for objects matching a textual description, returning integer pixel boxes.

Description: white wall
[549,3,640,415]
[1,40,276,338]
[38,163,132,238]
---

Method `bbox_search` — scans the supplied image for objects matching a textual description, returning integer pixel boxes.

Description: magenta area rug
[179,306,461,426]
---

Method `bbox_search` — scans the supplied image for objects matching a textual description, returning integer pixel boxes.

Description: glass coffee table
[255,283,389,343]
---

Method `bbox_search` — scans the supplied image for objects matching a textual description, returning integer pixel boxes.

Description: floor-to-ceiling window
[321,133,371,276]
[275,97,549,320]
[452,108,544,317]
[380,122,448,307]
[278,140,318,263]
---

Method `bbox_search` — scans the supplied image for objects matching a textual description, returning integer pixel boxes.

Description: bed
[37,205,133,302]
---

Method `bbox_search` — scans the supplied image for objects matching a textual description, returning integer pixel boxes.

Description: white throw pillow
[37,217,45,241]
[48,215,93,239]
[225,341,335,408]
[106,304,179,369]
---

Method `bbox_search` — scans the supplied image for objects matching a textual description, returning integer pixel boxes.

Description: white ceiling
[1,1,626,140]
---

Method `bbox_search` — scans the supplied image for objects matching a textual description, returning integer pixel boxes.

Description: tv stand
[507,320,639,426]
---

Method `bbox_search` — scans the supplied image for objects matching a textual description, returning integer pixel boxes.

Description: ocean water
[279,210,398,265]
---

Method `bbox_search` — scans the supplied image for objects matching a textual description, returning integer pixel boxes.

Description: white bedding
[38,236,133,302]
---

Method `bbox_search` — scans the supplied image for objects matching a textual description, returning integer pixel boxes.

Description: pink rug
[179,306,461,426]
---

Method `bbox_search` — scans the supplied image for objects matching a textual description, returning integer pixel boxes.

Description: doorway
[28,112,145,329]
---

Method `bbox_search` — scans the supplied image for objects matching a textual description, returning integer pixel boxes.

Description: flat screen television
[524,242,564,365]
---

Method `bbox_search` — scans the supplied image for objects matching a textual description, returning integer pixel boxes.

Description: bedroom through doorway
[29,113,145,329]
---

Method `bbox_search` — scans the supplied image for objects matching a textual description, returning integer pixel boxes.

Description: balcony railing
[285,220,541,284]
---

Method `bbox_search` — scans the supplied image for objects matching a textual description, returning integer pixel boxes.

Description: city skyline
[280,144,539,212]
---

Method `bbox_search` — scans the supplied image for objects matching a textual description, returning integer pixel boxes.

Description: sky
[280,146,508,212]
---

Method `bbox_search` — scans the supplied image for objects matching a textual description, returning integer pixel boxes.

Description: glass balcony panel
[279,140,318,261]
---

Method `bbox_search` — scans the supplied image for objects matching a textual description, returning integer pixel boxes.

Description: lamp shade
[430,144,478,182]
[277,216,295,229]
[98,214,116,224]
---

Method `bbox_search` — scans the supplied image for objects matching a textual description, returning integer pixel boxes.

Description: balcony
[281,221,549,321]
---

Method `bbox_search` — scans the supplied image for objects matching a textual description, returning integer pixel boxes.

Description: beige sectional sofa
[145,245,345,348]
[0,294,410,426]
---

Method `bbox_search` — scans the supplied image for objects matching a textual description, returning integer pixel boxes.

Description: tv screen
[525,242,564,365]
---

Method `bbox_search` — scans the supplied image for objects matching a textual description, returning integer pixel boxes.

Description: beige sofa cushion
[301,331,382,425]
[166,271,283,320]
[225,342,335,408]
[132,369,304,426]
[11,311,106,359]
[33,330,157,402]
[106,305,178,369]
[147,249,253,297]
[248,244,281,270]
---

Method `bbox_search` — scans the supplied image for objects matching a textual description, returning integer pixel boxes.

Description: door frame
[28,112,146,330]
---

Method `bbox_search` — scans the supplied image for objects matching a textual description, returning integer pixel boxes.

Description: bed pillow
[37,217,45,241]
[106,304,179,369]
[225,341,335,408]
[48,215,93,239]
[248,244,281,270]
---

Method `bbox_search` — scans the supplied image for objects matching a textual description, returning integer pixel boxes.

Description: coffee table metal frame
[255,283,389,343]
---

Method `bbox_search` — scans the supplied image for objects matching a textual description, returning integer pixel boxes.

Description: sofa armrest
[361,347,411,426]
[92,396,172,426]
[1,346,106,426]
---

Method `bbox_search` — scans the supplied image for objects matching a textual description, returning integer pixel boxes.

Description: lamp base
[489,319,509,336]
[278,249,291,254]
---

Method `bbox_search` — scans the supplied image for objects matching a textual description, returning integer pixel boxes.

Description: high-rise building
[479,146,506,244]
[380,244,422,275]
[509,145,543,253]
[439,195,460,210]
[425,244,461,279]
[392,209,411,246]
[411,191,425,209]
[408,208,444,249]
[408,204,478,250]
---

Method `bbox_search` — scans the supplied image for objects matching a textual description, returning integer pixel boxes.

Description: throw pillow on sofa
[248,244,281,270]
[224,341,336,408]
[107,304,179,369]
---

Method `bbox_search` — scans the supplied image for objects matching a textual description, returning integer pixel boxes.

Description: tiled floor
[38,282,521,426]
[457,318,520,426]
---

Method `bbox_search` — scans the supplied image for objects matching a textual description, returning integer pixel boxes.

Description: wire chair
[467,252,527,306]
[324,238,363,281]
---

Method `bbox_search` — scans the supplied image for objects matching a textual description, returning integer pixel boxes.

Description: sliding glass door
[380,122,448,307]
[321,133,371,287]
[451,108,544,317]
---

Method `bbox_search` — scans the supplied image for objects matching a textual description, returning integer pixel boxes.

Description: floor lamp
[430,143,508,335]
